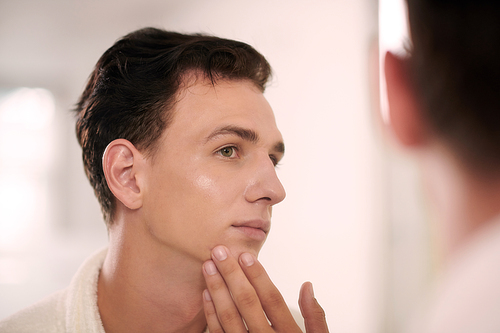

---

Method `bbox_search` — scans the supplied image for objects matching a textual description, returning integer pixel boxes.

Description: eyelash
[215,145,281,167]
[269,155,279,167]
[216,145,239,159]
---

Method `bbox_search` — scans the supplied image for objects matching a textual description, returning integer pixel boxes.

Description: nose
[244,156,286,205]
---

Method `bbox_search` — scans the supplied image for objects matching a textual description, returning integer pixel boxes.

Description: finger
[210,246,273,332]
[238,252,301,332]
[298,282,329,333]
[203,289,225,333]
[203,260,247,333]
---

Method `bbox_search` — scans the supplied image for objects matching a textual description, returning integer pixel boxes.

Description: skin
[384,51,500,260]
[197,80,330,331]
[203,246,330,332]
[199,51,500,333]
[97,77,286,333]
[140,77,286,262]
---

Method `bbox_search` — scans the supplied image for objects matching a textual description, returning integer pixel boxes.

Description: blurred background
[0,0,434,332]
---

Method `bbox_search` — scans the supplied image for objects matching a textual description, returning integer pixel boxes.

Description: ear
[102,139,145,210]
[384,51,426,147]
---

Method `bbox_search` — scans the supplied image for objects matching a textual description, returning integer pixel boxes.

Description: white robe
[0,248,107,333]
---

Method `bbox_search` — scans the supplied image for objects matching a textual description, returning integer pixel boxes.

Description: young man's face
[140,78,286,262]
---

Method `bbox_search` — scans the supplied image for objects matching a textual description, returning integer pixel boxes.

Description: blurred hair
[74,27,271,225]
[406,0,500,174]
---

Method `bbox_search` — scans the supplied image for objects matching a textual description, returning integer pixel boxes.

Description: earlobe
[384,51,426,147]
[103,139,145,210]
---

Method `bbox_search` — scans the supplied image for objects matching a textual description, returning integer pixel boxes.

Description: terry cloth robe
[0,248,107,333]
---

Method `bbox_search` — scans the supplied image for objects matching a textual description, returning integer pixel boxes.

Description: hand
[202,245,329,332]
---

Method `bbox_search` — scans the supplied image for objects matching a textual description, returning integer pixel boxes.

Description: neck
[97,219,207,333]
[421,145,500,262]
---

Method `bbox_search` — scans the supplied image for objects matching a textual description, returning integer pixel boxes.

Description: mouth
[231,220,270,241]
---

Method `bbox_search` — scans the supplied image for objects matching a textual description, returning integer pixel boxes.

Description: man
[386,1,500,331]
[203,1,500,332]
[0,27,300,332]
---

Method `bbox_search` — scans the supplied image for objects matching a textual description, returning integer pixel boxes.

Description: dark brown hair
[406,0,500,174]
[74,27,271,225]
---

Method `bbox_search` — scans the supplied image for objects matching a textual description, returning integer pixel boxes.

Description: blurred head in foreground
[385,0,500,254]
[384,1,500,331]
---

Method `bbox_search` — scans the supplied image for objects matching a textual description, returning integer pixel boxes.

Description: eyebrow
[205,125,285,154]
[273,141,285,154]
[206,125,259,144]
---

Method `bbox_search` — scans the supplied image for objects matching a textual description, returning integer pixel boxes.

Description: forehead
[163,77,283,144]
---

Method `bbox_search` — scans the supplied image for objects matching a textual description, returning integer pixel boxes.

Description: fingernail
[213,246,228,261]
[204,261,217,276]
[309,283,315,298]
[203,289,212,301]
[240,253,255,266]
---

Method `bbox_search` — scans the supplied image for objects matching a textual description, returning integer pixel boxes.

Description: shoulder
[414,219,500,333]
[0,289,68,333]
[0,248,108,333]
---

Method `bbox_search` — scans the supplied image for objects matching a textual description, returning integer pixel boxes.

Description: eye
[218,146,237,158]
[269,154,279,167]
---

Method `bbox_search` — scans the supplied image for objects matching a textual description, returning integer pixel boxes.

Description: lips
[231,220,270,241]
[232,220,270,234]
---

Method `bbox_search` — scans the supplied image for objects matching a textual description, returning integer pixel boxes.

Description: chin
[227,242,262,260]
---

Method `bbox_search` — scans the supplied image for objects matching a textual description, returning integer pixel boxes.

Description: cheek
[190,174,228,219]
[161,170,227,221]
[188,171,246,231]
[192,170,236,203]
[146,164,243,233]
[194,174,216,195]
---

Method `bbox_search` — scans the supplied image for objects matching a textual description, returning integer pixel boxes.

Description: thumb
[299,282,329,333]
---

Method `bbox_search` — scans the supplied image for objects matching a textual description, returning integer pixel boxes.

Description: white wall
[0,1,382,332]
